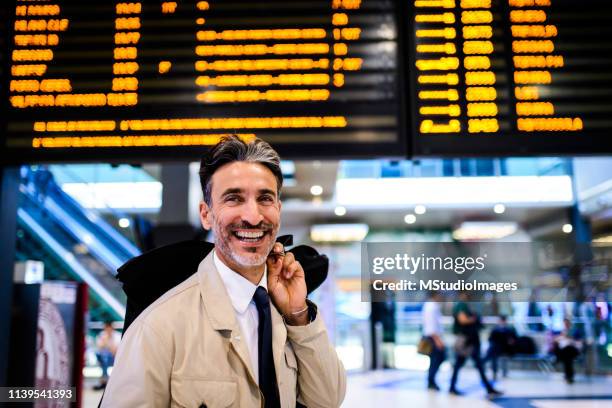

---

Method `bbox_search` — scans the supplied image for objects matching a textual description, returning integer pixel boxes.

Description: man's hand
[267,243,309,325]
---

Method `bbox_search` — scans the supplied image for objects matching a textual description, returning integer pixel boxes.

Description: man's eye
[259,195,274,202]
[225,195,241,202]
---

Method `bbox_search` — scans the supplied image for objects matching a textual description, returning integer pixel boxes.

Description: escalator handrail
[47,182,140,259]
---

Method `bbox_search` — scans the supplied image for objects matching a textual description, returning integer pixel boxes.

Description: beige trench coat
[101,252,346,408]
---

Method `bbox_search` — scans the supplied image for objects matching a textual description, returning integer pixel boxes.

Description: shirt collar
[213,250,267,314]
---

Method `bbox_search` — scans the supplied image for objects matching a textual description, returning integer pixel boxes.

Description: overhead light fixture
[118,218,131,228]
[334,206,347,216]
[404,214,417,224]
[310,185,323,196]
[593,234,612,245]
[415,205,426,215]
[494,203,506,214]
[310,223,369,243]
[453,221,518,241]
[336,176,573,206]
[562,224,573,234]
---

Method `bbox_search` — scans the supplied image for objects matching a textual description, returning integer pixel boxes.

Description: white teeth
[235,231,264,239]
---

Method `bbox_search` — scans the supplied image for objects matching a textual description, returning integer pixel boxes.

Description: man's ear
[199,201,212,230]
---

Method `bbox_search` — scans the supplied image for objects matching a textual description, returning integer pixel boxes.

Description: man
[422,291,445,391]
[449,292,502,398]
[483,315,517,380]
[94,321,121,390]
[101,136,346,407]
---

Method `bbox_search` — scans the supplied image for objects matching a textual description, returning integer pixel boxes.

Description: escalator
[16,168,142,321]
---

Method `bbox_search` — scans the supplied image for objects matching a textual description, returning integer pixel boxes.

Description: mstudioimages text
[372,279,519,293]
[371,253,486,275]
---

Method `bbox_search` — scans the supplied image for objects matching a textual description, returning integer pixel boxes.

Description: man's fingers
[284,261,300,279]
[267,259,283,279]
[282,252,295,270]
[267,243,285,275]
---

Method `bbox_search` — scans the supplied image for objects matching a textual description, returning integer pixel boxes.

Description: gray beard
[212,219,277,269]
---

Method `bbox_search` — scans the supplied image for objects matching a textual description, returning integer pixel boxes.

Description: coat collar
[197,252,288,388]
[198,251,240,332]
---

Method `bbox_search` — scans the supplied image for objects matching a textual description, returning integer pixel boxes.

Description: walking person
[449,292,502,398]
[422,291,446,390]
[554,318,582,384]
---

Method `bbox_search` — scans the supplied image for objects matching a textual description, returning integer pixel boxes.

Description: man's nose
[241,198,264,226]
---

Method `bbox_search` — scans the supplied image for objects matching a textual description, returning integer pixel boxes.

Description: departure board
[407,0,612,156]
[2,0,402,162]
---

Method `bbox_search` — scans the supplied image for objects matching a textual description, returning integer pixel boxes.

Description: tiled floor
[83,366,612,407]
[344,366,612,408]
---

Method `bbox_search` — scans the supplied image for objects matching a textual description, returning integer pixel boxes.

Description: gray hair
[198,135,283,205]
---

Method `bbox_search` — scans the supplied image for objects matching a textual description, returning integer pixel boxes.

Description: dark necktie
[253,286,281,408]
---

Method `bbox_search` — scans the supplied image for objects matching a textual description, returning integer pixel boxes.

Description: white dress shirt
[422,301,442,336]
[213,251,267,384]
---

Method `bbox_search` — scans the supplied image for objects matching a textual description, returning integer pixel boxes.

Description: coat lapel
[197,252,258,386]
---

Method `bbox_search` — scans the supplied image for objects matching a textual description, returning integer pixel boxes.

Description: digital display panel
[407,0,612,156]
[5,0,612,161]
[3,0,402,162]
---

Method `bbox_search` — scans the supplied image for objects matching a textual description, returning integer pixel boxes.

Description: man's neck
[214,249,265,285]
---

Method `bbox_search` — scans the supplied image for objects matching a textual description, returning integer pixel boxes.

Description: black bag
[515,335,537,355]
[117,235,329,334]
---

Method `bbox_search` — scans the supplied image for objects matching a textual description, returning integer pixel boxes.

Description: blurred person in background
[595,292,610,345]
[449,292,502,398]
[528,291,544,332]
[578,295,596,376]
[553,318,583,384]
[32,165,54,205]
[483,315,517,380]
[422,291,445,390]
[371,289,397,369]
[94,321,121,390]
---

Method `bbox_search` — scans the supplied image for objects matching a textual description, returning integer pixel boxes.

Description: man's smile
[232,229,268,244]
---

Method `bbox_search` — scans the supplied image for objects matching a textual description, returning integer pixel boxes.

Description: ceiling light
[119,218,131,228]
[562,224,573,234]
[334,206,347,216]
[310,223,369,243]
[310,185,323,196]
[494,203,506,214]
[404,214,417,224]
[453,221,518,241]
[415,205,426,215]
[593,234,612,245]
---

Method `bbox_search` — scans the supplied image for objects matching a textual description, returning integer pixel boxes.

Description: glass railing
[338,158,572,179]
[335,314,612,374]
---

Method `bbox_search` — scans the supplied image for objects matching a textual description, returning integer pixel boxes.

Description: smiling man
[101,136,346,408]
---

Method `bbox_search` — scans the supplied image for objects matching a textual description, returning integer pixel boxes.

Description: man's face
[200,161,281,271]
